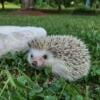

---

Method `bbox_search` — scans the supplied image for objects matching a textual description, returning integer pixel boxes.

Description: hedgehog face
[27,48,54,69]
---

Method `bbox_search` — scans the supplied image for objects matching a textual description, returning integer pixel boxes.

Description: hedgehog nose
[32,61,37,66]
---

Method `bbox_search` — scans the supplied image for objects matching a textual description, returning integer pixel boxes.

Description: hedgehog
[27,35,91,81]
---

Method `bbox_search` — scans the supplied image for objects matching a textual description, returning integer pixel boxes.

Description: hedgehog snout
[32,61,37,66]
[32,57,45,67]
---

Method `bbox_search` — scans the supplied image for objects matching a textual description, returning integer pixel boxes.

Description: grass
[0,12,100,100]
[0,2,20,9]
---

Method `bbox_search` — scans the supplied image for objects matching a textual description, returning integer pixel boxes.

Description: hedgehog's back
[46,36,90,63]
[47,36,90,79]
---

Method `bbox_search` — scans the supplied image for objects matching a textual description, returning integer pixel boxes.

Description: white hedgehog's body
[28,36,91,81]
[0,26,47,57]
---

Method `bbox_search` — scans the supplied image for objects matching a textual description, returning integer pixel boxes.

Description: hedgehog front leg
[44,76,58,85]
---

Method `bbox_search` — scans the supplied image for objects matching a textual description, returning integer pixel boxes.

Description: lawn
[0,2,20,9]
[0,12,100,100]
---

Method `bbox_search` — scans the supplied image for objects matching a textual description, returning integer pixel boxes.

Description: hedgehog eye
[30,54,34,58]
[43,54,48,59]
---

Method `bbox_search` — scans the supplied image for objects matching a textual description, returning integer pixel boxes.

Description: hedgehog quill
[27,36,91,81]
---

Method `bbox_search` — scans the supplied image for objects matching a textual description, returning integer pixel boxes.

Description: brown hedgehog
[27,35,91,81]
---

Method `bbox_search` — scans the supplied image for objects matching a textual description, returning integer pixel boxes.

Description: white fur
[0,26,47,57]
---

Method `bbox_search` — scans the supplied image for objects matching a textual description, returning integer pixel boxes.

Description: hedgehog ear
[28,42,32,48]
[48,47,57,57]
[51,50,57,57]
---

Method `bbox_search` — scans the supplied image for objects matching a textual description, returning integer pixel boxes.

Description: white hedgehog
[27,35,91,81]
[0,26,47,57]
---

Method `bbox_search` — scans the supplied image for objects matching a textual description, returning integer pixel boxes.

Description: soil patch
[10,9,47,16]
